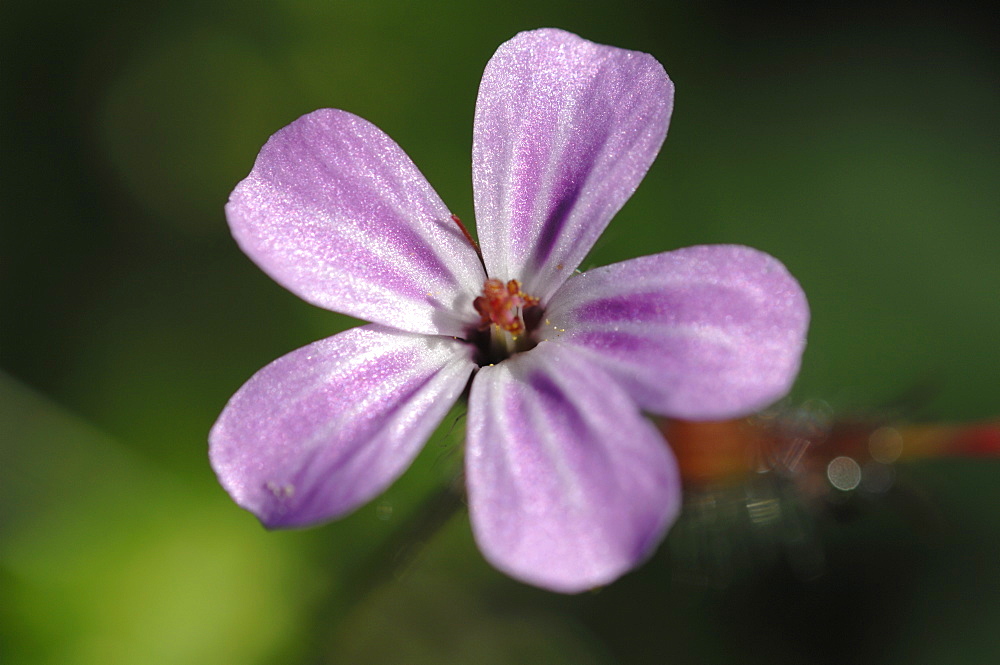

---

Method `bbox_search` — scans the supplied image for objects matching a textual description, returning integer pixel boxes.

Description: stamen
[469,278,542,363]
[473,279,539,335]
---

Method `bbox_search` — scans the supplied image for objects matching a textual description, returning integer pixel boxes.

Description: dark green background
[2,1,998,663]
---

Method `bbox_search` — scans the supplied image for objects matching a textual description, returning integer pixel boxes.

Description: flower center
[471,278,541,363]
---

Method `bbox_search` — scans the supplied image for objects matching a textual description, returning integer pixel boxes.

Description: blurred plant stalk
[664,410,1000,491]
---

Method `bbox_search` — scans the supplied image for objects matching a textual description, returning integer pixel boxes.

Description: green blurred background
[2,1,998,663]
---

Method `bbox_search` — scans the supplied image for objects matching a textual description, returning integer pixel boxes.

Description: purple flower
[210,28,809,593]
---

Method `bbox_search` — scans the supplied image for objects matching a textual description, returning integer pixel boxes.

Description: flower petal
[473,28,673,300]
[227,109,486,336]
[541,245,809,420]
[466,343,681,593]
[209,325,475,528]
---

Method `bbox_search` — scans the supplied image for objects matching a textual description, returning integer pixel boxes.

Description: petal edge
[210,325,475,528]
[466,344,681,592]
[227,109,486,336]
[473,29,673,300]
[542,245,810,420]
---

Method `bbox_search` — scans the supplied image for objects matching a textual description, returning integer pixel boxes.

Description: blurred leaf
[0,373,312,665]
